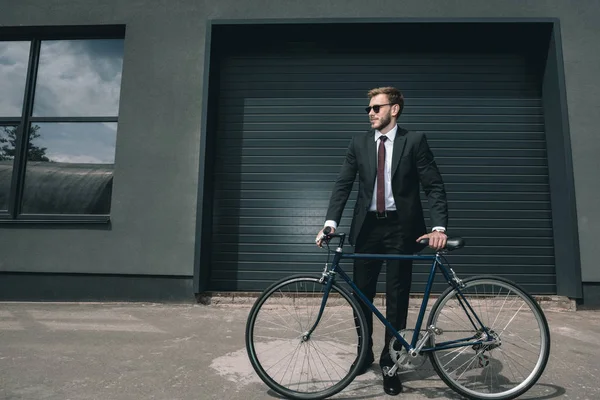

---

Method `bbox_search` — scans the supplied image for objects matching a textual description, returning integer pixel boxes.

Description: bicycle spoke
[494,348,525,385]
[494,348,520,388]
[274,289,305,332]
[310,336,355,355]
[438,345,471,359]
[255,316,302,335]
[267,341,302,381]
[442,345,472,368]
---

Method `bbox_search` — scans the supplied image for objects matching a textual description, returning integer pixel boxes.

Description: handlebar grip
[323,226,332,235]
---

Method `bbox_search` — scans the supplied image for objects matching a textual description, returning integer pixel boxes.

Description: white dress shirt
[370,126,398,212]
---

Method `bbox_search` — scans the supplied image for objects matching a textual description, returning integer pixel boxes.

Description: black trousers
[352,211,413,367]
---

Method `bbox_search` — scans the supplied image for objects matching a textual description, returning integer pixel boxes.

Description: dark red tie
[377,135,387,214]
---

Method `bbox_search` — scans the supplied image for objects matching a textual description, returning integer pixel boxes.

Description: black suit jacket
[325,125,448,247]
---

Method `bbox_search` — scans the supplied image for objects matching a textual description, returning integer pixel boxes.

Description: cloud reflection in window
[28,122,117,164]
[0,41,31,117]
[33,39,124,117]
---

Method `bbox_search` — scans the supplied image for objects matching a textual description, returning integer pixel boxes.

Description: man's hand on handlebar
[315,226,335,248]
[416,230,448,251]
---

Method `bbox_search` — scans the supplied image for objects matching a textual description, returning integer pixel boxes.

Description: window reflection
[33,39,124,117]
[0,41,30,117]
[0,125,18,211]
[21,123,117,214]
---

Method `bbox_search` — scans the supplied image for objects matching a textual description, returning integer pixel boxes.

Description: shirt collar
[374,124,398,143]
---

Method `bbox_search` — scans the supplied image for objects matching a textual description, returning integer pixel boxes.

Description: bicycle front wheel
[245,275,368,400]
[427,276,550,400]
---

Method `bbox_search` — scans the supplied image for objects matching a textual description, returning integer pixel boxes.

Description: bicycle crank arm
[411,330,432,357]
[382,364,399,377]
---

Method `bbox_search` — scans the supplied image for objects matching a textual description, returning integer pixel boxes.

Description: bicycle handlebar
[320,226,346,248]
[321,228,464,252]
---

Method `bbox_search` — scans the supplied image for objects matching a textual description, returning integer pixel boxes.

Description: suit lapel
[366,131,377,184]
[391,126,407,178]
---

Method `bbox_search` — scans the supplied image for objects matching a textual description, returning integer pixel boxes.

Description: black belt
[368,210,398,219]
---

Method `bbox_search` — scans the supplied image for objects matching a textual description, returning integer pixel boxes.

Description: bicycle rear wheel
[245,275,368,400]
[427,276,550,400]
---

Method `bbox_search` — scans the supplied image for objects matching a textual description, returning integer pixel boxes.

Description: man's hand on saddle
[315,227,336,248]
[416,231,448,251]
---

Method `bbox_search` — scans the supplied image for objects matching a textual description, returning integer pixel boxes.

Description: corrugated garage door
[209,49,555,294]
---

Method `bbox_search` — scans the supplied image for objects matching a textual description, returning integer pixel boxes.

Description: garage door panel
[214,199,551,212]
[445,192,549,201]
[226,72,538,83]
[211,270,556,285]
[221,80,538,92]
[212,262,555,274]
[439,165,548,174]
[424,209,551,219]
[223,54,534,67]
[211,243,554,257]
[213,215,353,227]
[216,172,549,184]
[219,139,547,150]
[212,216,551,230]
[212,224,550,238]
[218,147,547,159]
[218,122,544,132]
[219,89,542,99]
[217,164,549,175]
[221,106,543,117]
[215,190,550,201]
[215,207,552,220]
[212,234,554,247]
[223,65,538,76]
[210,49,555,293]
[212,252,554,265]
[220,97,543,108]
[215,181,550,193]
[218,156,547,166]
[219,114,545,125]
[212,224,348,235]
[216,199,351,209]
[217,130,546,141]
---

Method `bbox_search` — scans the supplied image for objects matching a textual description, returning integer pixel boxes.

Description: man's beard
[373,112,392,130]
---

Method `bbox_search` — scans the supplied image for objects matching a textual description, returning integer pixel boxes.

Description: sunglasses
[365,103,392,114]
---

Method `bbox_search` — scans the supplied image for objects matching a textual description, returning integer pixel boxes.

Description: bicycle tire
[245,275,369,400]
[427,276,551,400]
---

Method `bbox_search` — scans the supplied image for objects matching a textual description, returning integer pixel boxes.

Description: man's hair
[368,86,404,115]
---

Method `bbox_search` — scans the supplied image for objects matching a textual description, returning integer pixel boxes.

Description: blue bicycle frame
[308,243,493,356]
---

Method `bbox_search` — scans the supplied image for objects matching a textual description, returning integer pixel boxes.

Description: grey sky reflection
[33,39,124,117]
[0,41,31,117]
[30,123,117,164]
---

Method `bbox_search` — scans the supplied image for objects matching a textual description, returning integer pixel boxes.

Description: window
[0,29,124,222]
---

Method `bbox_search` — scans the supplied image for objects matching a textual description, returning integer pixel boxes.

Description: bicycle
[245,228,551,400]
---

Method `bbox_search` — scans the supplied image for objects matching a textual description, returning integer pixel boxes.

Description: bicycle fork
[300,264,337,341]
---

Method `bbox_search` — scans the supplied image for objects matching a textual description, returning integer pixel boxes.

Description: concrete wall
[0,1,598,284]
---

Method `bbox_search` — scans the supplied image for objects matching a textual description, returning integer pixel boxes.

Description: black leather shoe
[351,353,374,375]
[382,370,403,396]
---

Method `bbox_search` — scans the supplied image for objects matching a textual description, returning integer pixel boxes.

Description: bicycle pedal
[382,365,399,377]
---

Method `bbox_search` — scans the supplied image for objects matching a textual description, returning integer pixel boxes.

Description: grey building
[0,1,598,307]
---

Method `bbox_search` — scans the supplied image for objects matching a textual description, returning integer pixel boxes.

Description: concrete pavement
[0,301,599,400]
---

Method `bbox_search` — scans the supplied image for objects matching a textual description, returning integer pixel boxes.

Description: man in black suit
[316,86,448,396]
